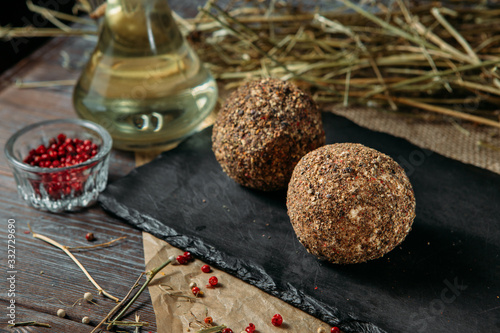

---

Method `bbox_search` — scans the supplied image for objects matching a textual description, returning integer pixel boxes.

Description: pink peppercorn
[245,323,256,333]
[271,313,283,327]
[183,251,193,261]
[177,255,188,265]
[208,276,218,287]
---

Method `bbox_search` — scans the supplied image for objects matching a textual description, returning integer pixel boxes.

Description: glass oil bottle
[73,0,218,151]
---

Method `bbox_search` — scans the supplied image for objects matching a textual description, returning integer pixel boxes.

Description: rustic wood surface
[0,31,151,331]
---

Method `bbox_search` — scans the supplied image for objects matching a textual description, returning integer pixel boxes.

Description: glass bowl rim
[4,118,113,173]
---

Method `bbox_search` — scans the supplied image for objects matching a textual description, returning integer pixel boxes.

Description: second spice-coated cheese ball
[212,78,325,191]
[287,143,416,264]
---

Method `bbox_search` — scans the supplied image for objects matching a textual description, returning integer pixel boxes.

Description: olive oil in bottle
[73,0,217,151]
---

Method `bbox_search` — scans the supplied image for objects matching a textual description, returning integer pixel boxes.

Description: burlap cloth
[327,105,500,175]
[137,104,499,332]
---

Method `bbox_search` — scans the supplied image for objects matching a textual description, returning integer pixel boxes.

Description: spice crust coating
[212,78,325,191]
[287,143,416,264]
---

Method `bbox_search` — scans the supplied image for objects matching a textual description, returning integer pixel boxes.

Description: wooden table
[0,35,158,331]
[0,3,201,331]
[0,2,344,332]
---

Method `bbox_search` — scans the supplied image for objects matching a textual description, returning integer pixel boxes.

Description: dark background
[0,0,77,74]
[0,0,336,74]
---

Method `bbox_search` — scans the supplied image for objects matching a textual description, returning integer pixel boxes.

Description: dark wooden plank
[0,14,149,333]
[0,189,154,329]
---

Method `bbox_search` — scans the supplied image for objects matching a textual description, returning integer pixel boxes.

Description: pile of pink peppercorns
[23,133,99,168]
[22,133,100,200]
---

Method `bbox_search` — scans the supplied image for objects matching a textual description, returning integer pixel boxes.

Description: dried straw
[189,0,500,129]
[2,0,500,128]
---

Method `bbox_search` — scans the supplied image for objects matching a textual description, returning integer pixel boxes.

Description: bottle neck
[100,0,183,56]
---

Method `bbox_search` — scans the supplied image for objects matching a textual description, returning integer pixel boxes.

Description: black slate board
[100,113,500,333]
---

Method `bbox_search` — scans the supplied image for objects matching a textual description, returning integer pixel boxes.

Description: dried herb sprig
[67,236,126,250]
[15,79,77,89]
[0,27,96,39]
[196,325,228,333]
[26,0,95,28]
[198,5,335,94]
[159,284,198,302]
[29,224,121,302]
[101,256,176,331]
[191,0,500,129]
[134,313,141,333]
[89,272,145,333]
[106,320,149,327]
[0,0,97,39]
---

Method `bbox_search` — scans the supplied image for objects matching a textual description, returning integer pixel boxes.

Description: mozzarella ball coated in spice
[287,143,416,264]
[212,78,325,191]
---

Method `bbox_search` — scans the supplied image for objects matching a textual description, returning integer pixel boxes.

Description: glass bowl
[4,119,112,212]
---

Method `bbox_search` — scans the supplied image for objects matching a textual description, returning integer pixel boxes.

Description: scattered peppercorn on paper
[143,232,333,333]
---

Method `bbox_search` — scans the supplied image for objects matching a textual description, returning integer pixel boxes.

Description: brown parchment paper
[142,232,332,333]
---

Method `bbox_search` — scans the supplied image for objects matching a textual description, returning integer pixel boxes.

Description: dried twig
[430,7,480,64]
[15,79,76,89]
[159,284,197,302]
[105,256,176,330]
[337,0,437,51]
[67,236,126,250]
[478,140,500,151]
[90,272,145,333]
[199,5,336,94]
[90,3,107,19]
[27,0,96,26]
[134,313,141,333]
[106,320,149,326]
[392,97,500,129]
[196,325,228,333]
[0,27,96,38]
[366,59,500,98]
[355,93,500,129]
[29,224,120,302]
